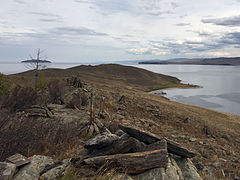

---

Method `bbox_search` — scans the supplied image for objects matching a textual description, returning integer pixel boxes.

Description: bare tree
[21,49,51,88]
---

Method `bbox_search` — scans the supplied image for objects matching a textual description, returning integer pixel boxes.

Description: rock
[132,155,184,180]
[132,155,201,180]
[25,107,48,117]
[0,162,16,180]
[111,173,133,180]
[13,155,55,180]
[189,138,197,142]
[84,133,119,150]
[6,153,30,167]
[115,130,125,136]
[39,158,71,180]
[65,89,88,109]
[118,96,126,104]
[174,156,202,180]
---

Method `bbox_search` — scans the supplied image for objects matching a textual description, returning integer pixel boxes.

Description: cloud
[175,23,190,26]
[202,15,240,27]
[39,19,62,23]
[220,32,240,45]
[52,27,108,36]
[29,12,61,18]
[13,0,26,4]
[128,30,240,57]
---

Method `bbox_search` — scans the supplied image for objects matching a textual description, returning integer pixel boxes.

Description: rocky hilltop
[0,64,240,179]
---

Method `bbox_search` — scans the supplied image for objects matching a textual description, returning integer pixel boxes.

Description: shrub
[0,73,11,97]
[48,80,65,104]
[66,90,89,109]
[2,85,38,112]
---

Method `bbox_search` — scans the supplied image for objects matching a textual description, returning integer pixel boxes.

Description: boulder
[13,155,54,180]
[174,156,202,180]
[132,155,201,180]
[0,162,16,180]
[84,133,119,150]
[132,156,184,180]
[174,157,202,180]
[6,153,30,167]
[39,158,71,180]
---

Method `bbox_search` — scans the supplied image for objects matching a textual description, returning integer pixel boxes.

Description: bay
[135,64,240,115]
[1,62,239,115]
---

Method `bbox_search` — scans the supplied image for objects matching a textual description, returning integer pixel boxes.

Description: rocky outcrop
[74,125,201,179]
[0,154,71,180]
[132,155,202,180]
[13,155,55,180]
[39,158,71,180]
[0,162,16,180]
[84,133,119,150]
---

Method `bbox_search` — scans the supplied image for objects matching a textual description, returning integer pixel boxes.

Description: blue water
[135,64,240,115]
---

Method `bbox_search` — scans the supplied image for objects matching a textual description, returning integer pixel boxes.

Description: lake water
[1,63,239,115]
[135,64,240,116]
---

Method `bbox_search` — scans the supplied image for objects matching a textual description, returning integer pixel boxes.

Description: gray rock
[111,173,133,180]
[6,153,30,167]
[174,156,202,180]
[132,156,184,180]
[115,130,125,137]
[132,155,201,180]
[13,155,55,180]
[84,133,119,150]
[39,158,71,180]
[0,162,16,180]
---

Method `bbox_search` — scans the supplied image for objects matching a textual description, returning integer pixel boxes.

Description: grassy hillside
[10,64,190,91]
[1,63,240,179]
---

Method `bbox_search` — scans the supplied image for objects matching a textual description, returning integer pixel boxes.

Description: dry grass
[2,64,240,179]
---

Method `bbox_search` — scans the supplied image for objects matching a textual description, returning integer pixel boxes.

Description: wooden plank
[138,139,167,152]
[83,149,168,174]
[89,137,142,157]
[119,124,196,158]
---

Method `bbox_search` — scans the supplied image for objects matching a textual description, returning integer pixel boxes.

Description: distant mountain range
[139,57,240,66]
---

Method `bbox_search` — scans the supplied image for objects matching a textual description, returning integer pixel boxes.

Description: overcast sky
[1,0,240,63]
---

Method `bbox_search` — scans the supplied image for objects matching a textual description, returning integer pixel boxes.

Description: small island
[21,59,51,63]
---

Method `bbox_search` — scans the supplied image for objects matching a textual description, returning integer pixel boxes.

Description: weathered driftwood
[165,138,196,158]
[83,149,168,174]
[89,136,143,157]
[119,124,196,158]
[138,139,167,152]
[119,124,161,144]
[6,153,30,167]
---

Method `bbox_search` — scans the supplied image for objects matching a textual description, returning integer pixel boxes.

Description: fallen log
[89,136,144,157]
[83,149,168,174]
[138,139,167,152]
[165,138,196,158]
[119,124,196,158]
[119,124,161,144]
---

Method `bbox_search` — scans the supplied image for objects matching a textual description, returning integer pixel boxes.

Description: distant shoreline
[139,57,240,66]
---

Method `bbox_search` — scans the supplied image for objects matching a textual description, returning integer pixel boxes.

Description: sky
[1,0,240,63]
